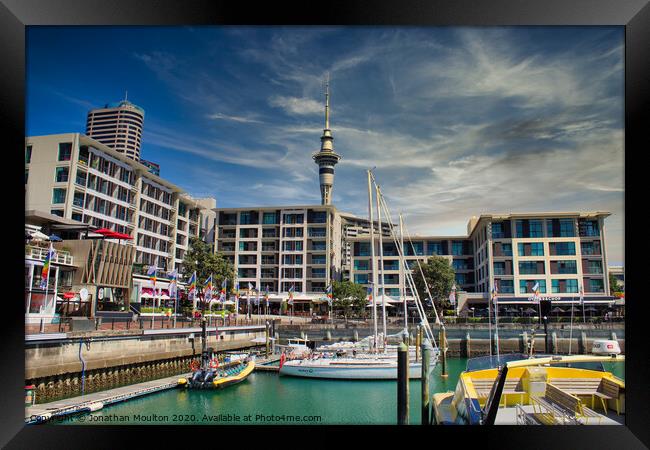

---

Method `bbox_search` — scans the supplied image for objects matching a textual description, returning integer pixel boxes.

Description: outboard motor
[192,369,204,386]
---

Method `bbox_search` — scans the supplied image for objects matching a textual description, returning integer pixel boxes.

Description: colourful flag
[449,286,456,306]
[491,283,498,306]
[188,271,197,299]
[147,265,157,285]
[40,243,56,289]
[264,290,270,306]
[204,275,213,301]
[288,285,294,305]
[531,281,540,300]
[255,289,260,306]
[218,278,227,302]
[168,269,178,297]
[326,284,333,306]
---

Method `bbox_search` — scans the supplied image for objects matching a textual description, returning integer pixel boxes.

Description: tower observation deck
[313,75,341,206]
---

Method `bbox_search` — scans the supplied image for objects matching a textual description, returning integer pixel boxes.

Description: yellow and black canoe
[179,359,255,390]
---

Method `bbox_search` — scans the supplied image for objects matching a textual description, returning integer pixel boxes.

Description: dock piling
[440,327,447,378]
[421,338,431,425]
[415,325,421,362]
[397,342,409,425]
[465,332,471,358]
[265,321,270,358]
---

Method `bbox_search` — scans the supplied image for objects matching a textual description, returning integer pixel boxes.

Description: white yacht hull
[279,359,434,380]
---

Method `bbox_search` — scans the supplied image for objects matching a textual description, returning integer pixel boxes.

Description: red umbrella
[93,228,133,240]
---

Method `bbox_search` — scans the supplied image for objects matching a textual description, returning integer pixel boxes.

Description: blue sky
[26,26,624,264]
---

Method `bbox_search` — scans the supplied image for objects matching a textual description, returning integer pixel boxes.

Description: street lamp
[470,307,475,319]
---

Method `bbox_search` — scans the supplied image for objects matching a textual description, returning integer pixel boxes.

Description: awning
[94,228,133,240]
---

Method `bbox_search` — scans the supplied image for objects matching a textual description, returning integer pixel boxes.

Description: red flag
[279,352,286,369]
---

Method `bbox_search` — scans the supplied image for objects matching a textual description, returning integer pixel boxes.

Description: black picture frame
[2,0,648,448]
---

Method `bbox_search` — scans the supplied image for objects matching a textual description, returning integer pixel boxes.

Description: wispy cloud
[206,112,262,123]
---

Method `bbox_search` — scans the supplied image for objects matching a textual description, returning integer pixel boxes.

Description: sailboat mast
[400,213,407,331]
[375,183,387,351]
[367,170,379,352]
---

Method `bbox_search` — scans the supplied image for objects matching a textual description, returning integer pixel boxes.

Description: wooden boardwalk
[254,355,282,372]
[25,374,185,424]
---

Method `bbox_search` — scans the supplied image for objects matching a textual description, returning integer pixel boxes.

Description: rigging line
[368,173,429,341]
[403,225,443,328]
[371,178,436,347]
[376,193,434,344]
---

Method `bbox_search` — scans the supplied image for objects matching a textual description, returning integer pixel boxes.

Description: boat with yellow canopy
[432,352,625,425]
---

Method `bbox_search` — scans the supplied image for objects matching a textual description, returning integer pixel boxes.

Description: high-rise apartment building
[86,98,145,161]
[25,133,216,274]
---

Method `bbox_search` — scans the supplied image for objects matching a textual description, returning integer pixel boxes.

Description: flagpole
[494,290,500,363]
[375,183,387,352]
[399,213,407,332]
[488,285,493,359]
[367,170,378,353]
[581,286,586,324]
[568,297,575,355]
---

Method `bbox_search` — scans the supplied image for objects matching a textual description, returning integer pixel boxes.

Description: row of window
[497,278,605,294]
[141,182,173,205]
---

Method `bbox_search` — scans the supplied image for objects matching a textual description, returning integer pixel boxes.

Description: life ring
[209,359,219,369]
[189,360,200,371]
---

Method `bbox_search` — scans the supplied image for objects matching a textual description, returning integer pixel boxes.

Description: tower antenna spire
[324,72,330,130]
[313,72,341,205]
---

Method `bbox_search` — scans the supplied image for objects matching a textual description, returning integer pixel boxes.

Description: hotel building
[85,98,145,161]
[25,133,216,275]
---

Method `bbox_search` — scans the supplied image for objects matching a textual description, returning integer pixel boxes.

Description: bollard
[353,330,359,342]
[421,339,432,425]
[440,327,448,378]
[397,342,409,425]
[415,325,421,362]
[39,318,45,334]
[611,332,617,341]
[520,332,528,354]
[265,321,270,358]
[465,332,471,358]
[551,332,558,354]
[325,330,332,341]
[111,318,115,330]
[580,331,587,355]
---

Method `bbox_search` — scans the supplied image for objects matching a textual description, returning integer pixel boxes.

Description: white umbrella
[222,300,235,305]
[140,293,153,298]
[366,301,395,308]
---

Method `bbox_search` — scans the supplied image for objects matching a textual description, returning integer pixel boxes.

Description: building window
[25,145,32,164]
[50,209,64,217]
[355,242,370,256]
[354,274,368,284]
[551,242,576,256]
[501,243,512,256]
[492,222,504,239]
[559,219,575,237]
[55,166,69,183]
[529,220,543,237]
[263,212,278,224]
[586,260,603,274]
[551,279,579,293]
[579,219,600,237]
[25,169,29,184]
[518,261,544,275]
[354,260,370,271]
[455,273,466,285]
[554,260,577,274]
[58,142,73,161]
[588,278,604,293]
[384,260,399,271]
[520,279,547,294]
[580,241,599,255]
[497,279,514,294]
[427,241,443,255]
[518,242,544,256]
[406,241,423,256]
[52,188,66,204]
[451,241,464,256]
[493,261,505,275]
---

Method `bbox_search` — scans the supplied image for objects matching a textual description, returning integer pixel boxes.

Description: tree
[609,273,623,295]
[332,281,367,318]
[412,255,456,310]
[182,236,235,313]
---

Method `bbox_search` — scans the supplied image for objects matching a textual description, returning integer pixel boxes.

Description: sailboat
[279,170,440,380]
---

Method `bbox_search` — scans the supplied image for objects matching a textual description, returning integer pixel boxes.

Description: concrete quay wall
[25,328,265,404]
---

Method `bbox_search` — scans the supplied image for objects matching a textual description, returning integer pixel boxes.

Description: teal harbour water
[60,357,624,425]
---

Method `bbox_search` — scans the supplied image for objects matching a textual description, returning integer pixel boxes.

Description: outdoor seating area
[531,383,602,425]
[548,377,622,414]
[471,377,526,407]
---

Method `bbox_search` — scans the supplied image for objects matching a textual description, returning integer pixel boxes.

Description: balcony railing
[25,245,73,265]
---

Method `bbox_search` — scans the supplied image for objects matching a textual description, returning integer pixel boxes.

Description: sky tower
[313,75,341,205]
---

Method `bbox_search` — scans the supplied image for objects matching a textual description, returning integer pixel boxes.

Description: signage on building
[527,296,561,302]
